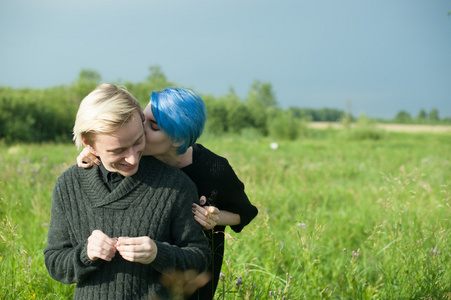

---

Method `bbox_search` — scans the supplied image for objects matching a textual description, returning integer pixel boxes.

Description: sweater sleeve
[44,177,102,284]
[150,179,211,274]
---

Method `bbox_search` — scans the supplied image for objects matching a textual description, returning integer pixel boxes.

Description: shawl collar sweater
[44,156,210,299]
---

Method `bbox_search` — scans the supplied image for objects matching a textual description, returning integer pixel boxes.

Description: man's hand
[87,230,117,262]
[116,236,158,264]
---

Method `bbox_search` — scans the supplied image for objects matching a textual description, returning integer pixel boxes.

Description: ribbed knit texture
[183,144,258,300]
[44,156,210,300]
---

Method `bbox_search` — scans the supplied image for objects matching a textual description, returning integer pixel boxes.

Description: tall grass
[0,130,450,299]
[0,144,78,299]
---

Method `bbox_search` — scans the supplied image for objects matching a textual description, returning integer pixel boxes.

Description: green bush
[268,109,307,141]
[0,87,77,143]
[342,114,386,141]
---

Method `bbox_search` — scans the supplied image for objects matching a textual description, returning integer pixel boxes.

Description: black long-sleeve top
[183,144,258,300]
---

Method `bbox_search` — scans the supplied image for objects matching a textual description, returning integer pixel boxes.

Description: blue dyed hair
[150,87,206,154]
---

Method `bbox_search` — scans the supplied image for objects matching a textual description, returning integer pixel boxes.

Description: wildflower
[296,222,306,230]
[352,248,360,258]
[430,248,441,255]
[280,242,284,249]
[343,248,346,252]
[269,291,272,296]
[236,277,242,287]
[270,142,279,150]
[219,272,225,279]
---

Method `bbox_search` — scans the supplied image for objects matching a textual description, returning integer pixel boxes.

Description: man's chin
[118,165,138,177]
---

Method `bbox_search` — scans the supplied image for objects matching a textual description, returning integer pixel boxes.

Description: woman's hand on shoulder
[77,147,100,168]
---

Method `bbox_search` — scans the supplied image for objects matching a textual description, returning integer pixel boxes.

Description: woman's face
[142,103,175,157]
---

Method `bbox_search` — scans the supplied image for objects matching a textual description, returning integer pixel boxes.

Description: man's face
[90,111,145,177]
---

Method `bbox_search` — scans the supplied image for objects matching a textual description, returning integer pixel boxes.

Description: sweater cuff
[80,241,102,267]
[151,241,173,273]
[230,214,250,233]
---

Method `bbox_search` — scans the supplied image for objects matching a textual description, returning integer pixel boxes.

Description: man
[44,83,210,299]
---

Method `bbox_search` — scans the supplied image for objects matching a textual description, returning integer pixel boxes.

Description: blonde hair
[73,83,143,148]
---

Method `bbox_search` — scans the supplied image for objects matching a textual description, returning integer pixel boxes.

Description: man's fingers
[116,237,153,253]
[116,236,157,264]
[87,242,116,261]
[117,243,152,253]
[90,230,117,247]
[87,230,118,261]
[117,236,148,245]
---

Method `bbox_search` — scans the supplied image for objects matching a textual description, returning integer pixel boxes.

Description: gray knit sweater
[44,156,210,299]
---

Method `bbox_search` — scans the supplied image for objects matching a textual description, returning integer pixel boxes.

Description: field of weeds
[0,129,450,299]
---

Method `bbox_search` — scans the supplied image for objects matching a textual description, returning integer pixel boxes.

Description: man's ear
[82,137,99,156]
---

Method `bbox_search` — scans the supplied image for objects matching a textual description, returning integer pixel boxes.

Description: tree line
[390,109,445,124]
[0,66,449,144]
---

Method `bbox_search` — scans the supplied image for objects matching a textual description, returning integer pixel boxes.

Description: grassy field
[0,128,450,299]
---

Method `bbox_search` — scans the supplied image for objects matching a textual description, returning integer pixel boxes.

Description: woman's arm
[217,210,241,226]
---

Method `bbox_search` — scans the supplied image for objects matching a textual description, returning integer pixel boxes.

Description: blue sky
[1,0,450,119]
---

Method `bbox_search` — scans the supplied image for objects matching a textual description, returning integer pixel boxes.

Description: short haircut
[73,83,143,149]
[150,88,206,154]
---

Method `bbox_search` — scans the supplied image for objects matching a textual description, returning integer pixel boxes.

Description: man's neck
[99,163,124,191]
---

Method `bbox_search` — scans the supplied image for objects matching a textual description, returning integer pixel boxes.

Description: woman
[78,87,258,300]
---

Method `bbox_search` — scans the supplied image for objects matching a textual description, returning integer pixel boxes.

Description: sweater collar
[99,163,125,192]
[80,157,160,209]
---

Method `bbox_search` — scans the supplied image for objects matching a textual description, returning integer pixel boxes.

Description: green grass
[0,130,450,299]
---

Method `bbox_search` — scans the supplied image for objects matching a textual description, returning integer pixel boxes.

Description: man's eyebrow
[106,132,144,153]
[133,132,144,144]
[106,146,124,153]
